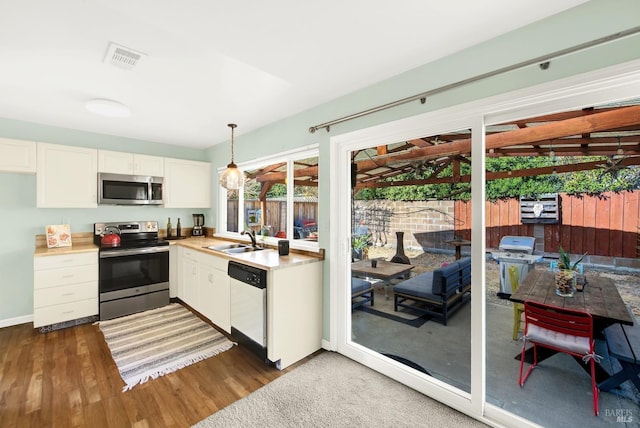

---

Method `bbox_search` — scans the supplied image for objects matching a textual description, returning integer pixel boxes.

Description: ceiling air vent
[104,42,146,70]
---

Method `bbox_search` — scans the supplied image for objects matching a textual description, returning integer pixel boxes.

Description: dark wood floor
[0,312,317,428]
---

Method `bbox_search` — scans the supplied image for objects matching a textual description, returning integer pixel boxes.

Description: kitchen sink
[204,243,264,254]
[223,246,264,254]
[206,243,249,251]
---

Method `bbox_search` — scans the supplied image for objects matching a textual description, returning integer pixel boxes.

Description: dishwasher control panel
[228,260,267,288]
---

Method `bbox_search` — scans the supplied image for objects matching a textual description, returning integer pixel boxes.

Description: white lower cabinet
[175,247,230,333]
[197,252,230,333]
[267,261,323,370]
[179,248,199,309]
[169,245,178,298]
[174,244,323,364]
[33,252,98,328]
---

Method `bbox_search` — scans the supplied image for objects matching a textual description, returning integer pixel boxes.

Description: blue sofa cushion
[393,271,436,300]
[431,261,462,295]
[458,257,471,287]
[351,277,372,293]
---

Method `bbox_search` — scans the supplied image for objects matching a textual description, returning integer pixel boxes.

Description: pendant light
[219,123,245,190]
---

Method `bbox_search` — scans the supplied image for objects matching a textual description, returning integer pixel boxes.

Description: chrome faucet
[241,229,257,248]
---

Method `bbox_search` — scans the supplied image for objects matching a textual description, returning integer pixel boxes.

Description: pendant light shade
[219,123,245,190]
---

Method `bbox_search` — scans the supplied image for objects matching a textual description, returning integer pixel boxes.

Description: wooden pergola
[352,102,640,192]
[244,101,640,197]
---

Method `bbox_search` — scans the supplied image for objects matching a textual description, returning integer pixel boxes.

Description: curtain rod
[308,25,640,134]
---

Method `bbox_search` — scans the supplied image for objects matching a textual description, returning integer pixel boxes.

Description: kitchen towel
[96,303,235,392]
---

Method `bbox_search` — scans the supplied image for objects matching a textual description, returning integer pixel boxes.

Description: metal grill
[492,236,541,299]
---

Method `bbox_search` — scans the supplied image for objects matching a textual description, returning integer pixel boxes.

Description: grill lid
[498,236,535,254]
[491,252,542,264]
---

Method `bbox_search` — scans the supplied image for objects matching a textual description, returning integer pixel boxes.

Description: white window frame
[217,144,320,252]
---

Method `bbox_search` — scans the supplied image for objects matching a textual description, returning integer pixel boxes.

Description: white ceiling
[0,1,588,149]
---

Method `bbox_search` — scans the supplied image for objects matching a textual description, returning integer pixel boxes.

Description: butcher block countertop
[34,233,323,271]
[174,236,324,271]
[34,232,98,257]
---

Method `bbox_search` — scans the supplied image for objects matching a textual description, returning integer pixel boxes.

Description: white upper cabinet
[0,138,36,173]
[164,158,211,208]
[37,143,98,208]
[98,150,164,176]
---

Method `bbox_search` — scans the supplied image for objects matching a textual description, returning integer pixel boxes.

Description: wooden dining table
[510,268,635,381]
[510,269,634,329]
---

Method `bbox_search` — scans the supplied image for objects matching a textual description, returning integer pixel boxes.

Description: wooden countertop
[34,233,323,271]
[175,236,324,271]
[34,232,98,257]
[33,243,99,257]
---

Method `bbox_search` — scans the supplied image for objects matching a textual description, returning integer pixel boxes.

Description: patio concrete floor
[352,294,640,427]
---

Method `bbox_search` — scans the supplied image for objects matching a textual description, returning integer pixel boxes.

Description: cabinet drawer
[197,252,228,271]
[181,248,199,261]
[34,252,97,270]
[33,298,98,328]
[34,264,98,289]
[34,281,98,308]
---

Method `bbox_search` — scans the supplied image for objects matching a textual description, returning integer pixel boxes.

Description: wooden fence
[227,200,317,236]
[455,191,640,258]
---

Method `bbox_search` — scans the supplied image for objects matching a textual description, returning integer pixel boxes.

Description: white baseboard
[321,339,335,351]
[0,314,33,329]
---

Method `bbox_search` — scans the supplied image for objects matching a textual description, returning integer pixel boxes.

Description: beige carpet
[193,351,487,428]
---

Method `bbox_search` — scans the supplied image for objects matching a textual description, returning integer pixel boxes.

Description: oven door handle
[99,246,170,258]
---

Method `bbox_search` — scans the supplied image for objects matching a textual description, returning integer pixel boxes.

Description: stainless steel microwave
[98,173,164,205]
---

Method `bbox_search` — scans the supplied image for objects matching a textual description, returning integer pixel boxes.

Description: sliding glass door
[348,127,474,394]
[330,60,640,428]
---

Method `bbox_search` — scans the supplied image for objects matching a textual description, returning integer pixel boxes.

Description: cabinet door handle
[62,274,74,279]
[62,310,74,314]
[61,292,75,296]
[208,273,213,282]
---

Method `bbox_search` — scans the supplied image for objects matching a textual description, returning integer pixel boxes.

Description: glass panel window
[219,147,319,249]
[225,188,239,233]
[293,156,318,242]
[243,163,288,238]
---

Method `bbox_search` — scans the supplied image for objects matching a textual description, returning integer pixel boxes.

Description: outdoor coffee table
[351,259,414,299]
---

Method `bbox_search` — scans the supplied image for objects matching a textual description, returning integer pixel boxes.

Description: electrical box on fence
[520,193,560,224]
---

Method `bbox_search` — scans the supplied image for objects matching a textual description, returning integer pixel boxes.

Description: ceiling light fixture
[219,123,245,190]
[85,99,131,118]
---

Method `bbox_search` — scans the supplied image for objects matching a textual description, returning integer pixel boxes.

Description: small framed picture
[46,224,72,248]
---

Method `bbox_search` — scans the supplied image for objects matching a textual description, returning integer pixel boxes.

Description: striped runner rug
[96,303,235,392]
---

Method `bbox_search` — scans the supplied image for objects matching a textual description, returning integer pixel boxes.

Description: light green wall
[207,0,640,339]
[2,0,640,330]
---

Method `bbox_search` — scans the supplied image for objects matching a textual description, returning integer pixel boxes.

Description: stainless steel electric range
[94,220,169,320]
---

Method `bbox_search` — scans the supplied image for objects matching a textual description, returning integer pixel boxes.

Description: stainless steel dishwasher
[228,260,268,362]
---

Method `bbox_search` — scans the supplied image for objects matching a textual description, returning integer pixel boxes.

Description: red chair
[519,301,600,416]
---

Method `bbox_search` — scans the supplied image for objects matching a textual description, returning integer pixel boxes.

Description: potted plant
[555,246,586,297]
[352,233,372,261]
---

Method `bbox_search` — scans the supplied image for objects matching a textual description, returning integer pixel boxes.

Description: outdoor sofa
[352,277,374,310]
[393,257,471,325]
